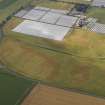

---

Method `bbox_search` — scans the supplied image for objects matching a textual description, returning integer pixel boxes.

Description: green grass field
[34,0,74,10]
[0,0,16,9]
[0,68,33,105]
[57,0,92,4]
[86,7,105,24]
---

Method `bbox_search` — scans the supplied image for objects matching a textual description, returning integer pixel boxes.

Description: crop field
[3,17,105,58]
[1,29,105,97]
[0,68,33,105]
[21,84,105,105]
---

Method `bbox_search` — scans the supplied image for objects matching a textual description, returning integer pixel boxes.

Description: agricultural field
[1,28,105,97]
[34,0,74,10]
[21,84,105,105]
[1,0,105,97]
[86,7,105,24]
[3,17,105,58]
[0,0,16,9]
[0,68,33,105]
[1,0,105,104]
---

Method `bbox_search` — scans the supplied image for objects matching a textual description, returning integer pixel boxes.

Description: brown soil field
[21,84,105,105]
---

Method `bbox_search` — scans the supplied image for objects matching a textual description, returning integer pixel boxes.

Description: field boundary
[57,0,91,5]
[0,66,35,105]
[13,37,105,61]
[0,64,37,105]
[14,83,35,105]
[1,62,105,102]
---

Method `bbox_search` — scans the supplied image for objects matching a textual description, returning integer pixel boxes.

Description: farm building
[13,7,78,41]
